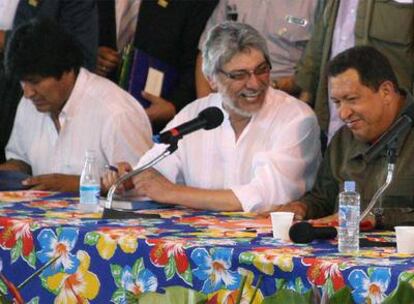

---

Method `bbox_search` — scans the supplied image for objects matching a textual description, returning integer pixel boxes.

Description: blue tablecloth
[0,191,413,303]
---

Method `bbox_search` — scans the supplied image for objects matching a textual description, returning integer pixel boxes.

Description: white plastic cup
[270,212,294,241]
[395,226,414,254]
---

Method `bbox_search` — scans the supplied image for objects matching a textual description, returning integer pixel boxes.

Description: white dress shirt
[137,88,321,212]
[115,0,140,50]
[6,68,153,176]
[0,0,19,30]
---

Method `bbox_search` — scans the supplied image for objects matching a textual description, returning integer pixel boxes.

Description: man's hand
[309,212,376,230]
[101,162,133,194]
[142,91,176,123]
[299,90,312,104]
[0,159,31,174]
[22,174,79,192]
[96,46,121,76]
[132,168,177,203]
[271,75,295,93]
[309,213,338,226]
[271,201,308,221]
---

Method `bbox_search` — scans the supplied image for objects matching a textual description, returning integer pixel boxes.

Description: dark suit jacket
[97,0,117,50]
[134,0,218,132]
[12,0,98,70]
[96,0,119,81]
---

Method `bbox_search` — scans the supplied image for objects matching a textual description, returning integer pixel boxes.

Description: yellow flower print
[46,250,100,303]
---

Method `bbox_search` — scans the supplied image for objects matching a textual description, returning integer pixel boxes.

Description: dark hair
[5,17,84,80]
[327,46,399,91]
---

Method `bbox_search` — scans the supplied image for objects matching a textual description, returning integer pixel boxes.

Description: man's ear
[206,75,218,91]
[379,80,396,105]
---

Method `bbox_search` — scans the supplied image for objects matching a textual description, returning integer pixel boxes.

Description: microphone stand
[360,103,414,224]
[360,140,397,223]
[104,140,178,210]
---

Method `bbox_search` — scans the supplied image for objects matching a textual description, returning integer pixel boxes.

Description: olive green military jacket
[296,0,414,134]
[302,93,414,229]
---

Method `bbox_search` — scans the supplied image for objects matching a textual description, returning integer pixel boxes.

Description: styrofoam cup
[271,212,294,241]
[395,226,414,254]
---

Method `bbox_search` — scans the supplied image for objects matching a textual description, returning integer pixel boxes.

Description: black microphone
[289,221,337,243]
[365,102,414,162]
[153,106,224,144]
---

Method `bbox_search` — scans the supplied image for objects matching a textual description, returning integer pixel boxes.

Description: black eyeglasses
[218,61,271,82]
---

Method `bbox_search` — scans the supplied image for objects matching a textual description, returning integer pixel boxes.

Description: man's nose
[245,72,262,89]
[338,103,353,121]
[20,82,36,98]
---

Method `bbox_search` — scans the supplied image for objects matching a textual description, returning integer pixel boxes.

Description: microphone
[289,221,337,243]
[153,106,224,144]
[365,101,414,162]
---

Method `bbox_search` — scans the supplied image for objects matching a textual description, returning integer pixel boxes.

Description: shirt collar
[59,67,88,119]
[349,131,369,159]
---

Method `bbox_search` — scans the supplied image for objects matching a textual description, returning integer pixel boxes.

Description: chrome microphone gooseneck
[360,142,397,222]
[103,106,224,213]
[105,142,178,209]
[360,102,414,223]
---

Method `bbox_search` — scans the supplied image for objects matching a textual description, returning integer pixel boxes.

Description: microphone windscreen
[289,222,314,243]
[198,107,224,130]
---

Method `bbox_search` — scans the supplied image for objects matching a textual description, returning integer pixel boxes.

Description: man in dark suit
[7,0,98,70]
[0,0,98,162]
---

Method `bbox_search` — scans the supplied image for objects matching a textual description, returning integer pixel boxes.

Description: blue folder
[128,49,179,108]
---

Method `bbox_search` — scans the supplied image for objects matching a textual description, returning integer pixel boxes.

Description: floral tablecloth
[0,191,413,304]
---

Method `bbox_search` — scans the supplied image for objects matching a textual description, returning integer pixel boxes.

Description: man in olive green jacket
[296,0,414,143]
[275,46,414,230]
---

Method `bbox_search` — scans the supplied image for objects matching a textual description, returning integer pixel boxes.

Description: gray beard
[222,96,253,118]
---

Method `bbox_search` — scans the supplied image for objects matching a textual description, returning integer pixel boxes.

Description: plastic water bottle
[79,150,101,211]
[338,181,360,253]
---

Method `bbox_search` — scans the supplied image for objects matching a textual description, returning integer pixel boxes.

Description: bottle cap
[344,181,356,192]
[85,149,96,159]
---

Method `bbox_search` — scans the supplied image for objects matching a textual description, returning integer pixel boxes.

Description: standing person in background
[131,0,218,133]
[0,0,98,162]
[9,0,98,70]
[0,0,21,164]
[96,0,140,80]
[195,0,320,98]
[295,0,414,146]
